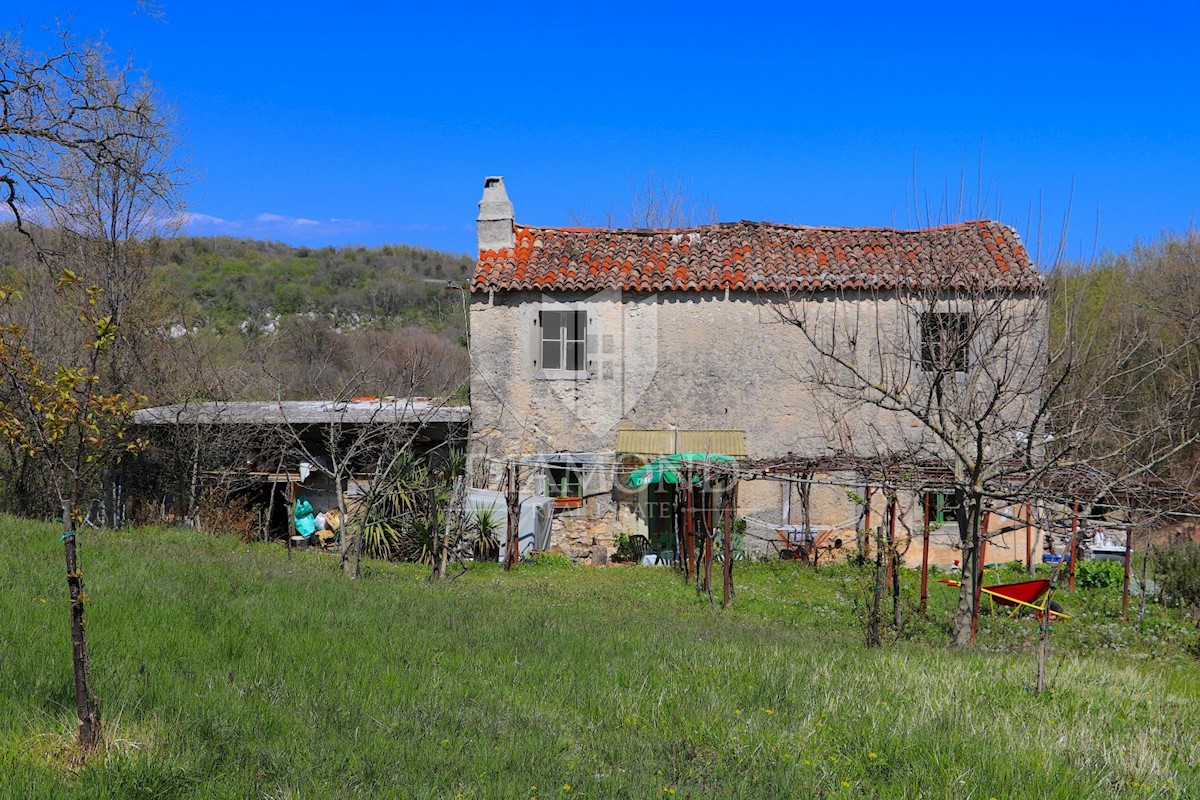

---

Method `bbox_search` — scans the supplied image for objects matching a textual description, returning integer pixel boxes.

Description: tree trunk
[337,479,356,578]
[504,461,519,571]
[1035,565,1064,694]
[186,434,201,528]
[62,501,101,753]
[950,498,982,648]
[887,495,900,631]
[1035,588,1053,693]
[435,477,463,581]
[868,524,885,648]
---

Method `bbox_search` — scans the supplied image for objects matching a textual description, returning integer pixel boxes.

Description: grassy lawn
[1,515,1197,799]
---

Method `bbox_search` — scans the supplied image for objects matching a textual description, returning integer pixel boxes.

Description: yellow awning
[615,429,746,458]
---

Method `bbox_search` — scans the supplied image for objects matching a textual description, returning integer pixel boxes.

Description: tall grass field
[1,515,1197,798]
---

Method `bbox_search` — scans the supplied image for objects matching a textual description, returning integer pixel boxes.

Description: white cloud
[177,209,445,245]
[178,211,229,225]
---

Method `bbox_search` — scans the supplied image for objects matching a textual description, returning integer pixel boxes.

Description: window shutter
[585,311,600,377]
[530,311,542,372]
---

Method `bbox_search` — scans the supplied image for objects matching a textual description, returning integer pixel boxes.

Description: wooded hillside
[155,236,474,333]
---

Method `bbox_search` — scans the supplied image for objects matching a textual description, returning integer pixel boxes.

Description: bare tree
[269,343,463,578]
[570,171,718,229]
[775,227,1198,648]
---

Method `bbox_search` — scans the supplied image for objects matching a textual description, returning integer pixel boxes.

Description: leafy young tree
[0,26,179,753]
[0,276,144,752]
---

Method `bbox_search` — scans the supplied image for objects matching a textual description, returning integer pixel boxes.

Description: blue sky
[16,1,1200,262]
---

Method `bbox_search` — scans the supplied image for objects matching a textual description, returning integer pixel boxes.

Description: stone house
[468,177,1047,563]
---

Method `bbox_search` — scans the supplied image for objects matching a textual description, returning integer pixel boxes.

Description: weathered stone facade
[469,287,1045,560]
[466,178,1048,561]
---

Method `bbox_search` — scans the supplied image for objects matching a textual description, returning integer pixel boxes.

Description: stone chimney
[477,176,514,252]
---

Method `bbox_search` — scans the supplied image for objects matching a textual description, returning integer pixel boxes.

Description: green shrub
[612,531,634,563]
[1076,558,1125,590]
[527,551,574,569]
[1154,539,1200,612]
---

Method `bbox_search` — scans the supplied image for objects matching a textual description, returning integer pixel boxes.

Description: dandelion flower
[869,752,878,759]
[561,784,571,792]
[841,780,851,788]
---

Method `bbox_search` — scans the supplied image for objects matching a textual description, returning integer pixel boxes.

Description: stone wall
[468,287,1046,555]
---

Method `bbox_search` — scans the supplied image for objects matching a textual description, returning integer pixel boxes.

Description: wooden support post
[684,480,696,586]
[1069,497,1078,592]
[885,495,897,590]
[504,461,519,571]
[722,484,734,609]
[691,482,700,587]
[1024,501,1033,574]
[1122,527,1132,620]
[890,495,901,631]
[701,476,713,595]
[862,487,873,558]
[672,483,682,573]
[919,491,930,616]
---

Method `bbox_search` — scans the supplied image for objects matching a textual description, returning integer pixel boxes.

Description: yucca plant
[358,448,466,564]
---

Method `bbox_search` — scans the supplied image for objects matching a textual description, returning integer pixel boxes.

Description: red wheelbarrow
[939,577,1069,620]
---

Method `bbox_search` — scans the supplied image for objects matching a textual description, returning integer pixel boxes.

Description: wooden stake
[861,487,873,558]
[1069,497,1078,592]
[1122,527,1132,620]
[722,485,734,609]
[504,461,518,571]
[1024,501,1033,574]
[684,480,697,586]
[891,524,902,631]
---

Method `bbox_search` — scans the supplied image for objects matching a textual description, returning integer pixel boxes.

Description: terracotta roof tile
[473,220,1041,293]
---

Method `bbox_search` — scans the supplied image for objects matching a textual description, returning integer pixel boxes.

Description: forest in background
[0,225,473,408]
